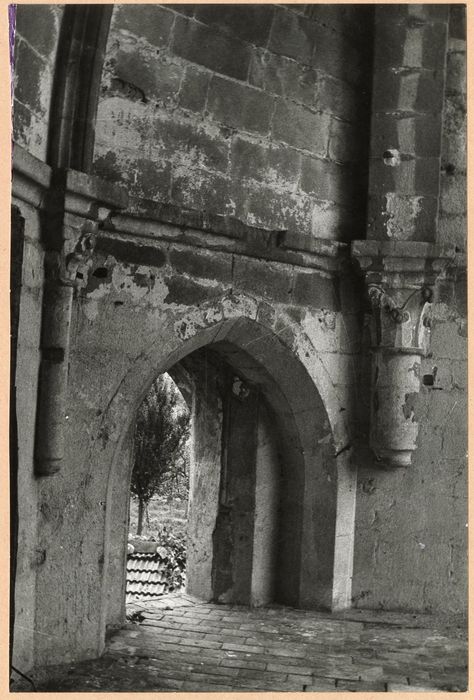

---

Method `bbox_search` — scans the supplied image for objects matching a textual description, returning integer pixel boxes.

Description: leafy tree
[131,374,190,535]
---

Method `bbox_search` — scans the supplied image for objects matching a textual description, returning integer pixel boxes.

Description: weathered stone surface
[112,5,175,49]
[272,99,330,155]
[169,248,232,284]
[110,49,183,105]
[172,16,252,81]
[231,136,302,188]
[194,5,275,46]
[207,76,274,136]
[178,65,211,115]
[10,3,467,683]
[233,257,293,304]
[294,277,339,317]
[15,4,61,58]
[171,167,231,212]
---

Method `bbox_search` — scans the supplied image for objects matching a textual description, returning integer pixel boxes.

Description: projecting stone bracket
[351,240,457,468]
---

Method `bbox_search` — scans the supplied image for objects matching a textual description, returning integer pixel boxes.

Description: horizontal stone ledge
[60,169,129,214]
[12,143,52,208]
[125,195,285,246]
[11,143,350,271]
[97,225,350,276]
[351,239,463,274]
[12,143,129,215]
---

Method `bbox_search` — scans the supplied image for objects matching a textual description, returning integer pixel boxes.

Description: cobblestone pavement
[23,593,467,692]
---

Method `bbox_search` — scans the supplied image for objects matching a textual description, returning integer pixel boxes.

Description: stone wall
[438,5,466,249]
[351,7,467,614]
[92,4,372,240]
[12,5,64,161]
[25,213,358,664]
[9,4,467,675]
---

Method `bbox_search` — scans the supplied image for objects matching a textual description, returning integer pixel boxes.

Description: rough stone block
[172,16,252,81]
[308,4,374,44]
[130,158,172,201]
[230,137,301,188]
[94,94,149,154]
[171,167,231,212]
[95,238,167,270]
[373,69,444,115]
[311,29,364,86]
[93,145,172,201]
[164,276,226,307]
[249,50,317,106]
[374,21,447,72]
[111,49,183,105]
[207,76,274,135]
[440,174,466,215]
[13,100,47,161]
[21,240,44,290]
[268,8,315,64]
[300,156,355,205]
[112,5,174,48]
[441,95,467,171]
[169,248,232,283]
[314,76,361,122]
[367,193,438,241]
[429,320,467,360]
[194,5,275,47]
[250,51,362,122]
[14,38,49,117]
[311,200,354,240]
[369,158,440,198]
[449,5,466,40]
[272,99,330,155]
[153,115,231,173]
[232,183,312,234]
[178,65,211,114]
[15,5,61,59]
[328,119,363,163]
[93,147,126,185]
[233,257,293,303]
[291,271,339,310]
[446,51,466,94]
[371,112,442,159]
[166,5,195,17]
[378,4,449,25]
[437,214,466,249]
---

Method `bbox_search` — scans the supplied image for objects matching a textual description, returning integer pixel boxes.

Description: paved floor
[21,593,467,692]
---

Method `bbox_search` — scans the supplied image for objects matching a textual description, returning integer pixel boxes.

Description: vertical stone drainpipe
[34,277,75,476]
[352,6,452,468]
[33,170,128,476]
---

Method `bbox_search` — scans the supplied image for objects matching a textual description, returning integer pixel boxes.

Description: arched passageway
[104,317,339,638]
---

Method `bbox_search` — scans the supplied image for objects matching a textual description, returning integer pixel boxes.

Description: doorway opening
[125,345,287,612]
[106,316,340,638]
[127,372,191,605]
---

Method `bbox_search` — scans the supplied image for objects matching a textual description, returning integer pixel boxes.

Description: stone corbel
[34,170,128,476]
[351,240,456,468]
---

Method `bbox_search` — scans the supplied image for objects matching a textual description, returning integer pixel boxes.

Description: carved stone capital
[351,240,458,469]
[352,240,456,354]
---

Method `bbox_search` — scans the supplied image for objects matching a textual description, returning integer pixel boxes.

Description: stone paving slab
[17,595,467,692]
